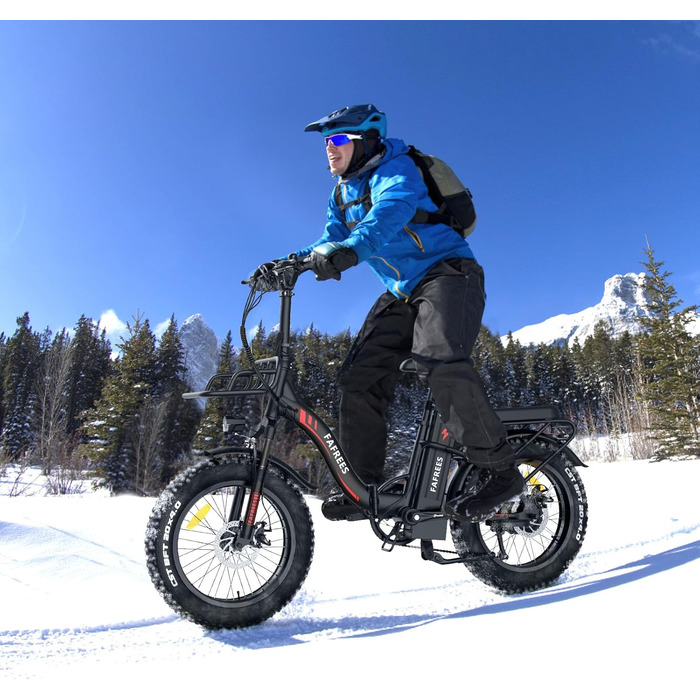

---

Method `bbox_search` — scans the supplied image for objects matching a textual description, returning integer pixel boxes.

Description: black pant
[338,258,514,484]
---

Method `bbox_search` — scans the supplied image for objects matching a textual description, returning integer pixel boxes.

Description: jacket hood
[339,138,409,183]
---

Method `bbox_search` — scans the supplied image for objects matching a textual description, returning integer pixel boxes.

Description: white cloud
[96,311,176,348]
[648,22,700,61]
[154,318,172,338]
[98,309,128,337]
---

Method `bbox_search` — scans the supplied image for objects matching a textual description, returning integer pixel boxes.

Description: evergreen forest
[1,246,698,495]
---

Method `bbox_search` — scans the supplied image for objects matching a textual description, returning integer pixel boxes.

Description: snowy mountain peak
[504,272,653,347]
[601,273,649,315]
[182,312,206,327]
[179,314,219,395]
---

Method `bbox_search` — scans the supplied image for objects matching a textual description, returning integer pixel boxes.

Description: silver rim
[174,485,288,600]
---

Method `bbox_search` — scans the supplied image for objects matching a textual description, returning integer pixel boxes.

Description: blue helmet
[305,104,387,139]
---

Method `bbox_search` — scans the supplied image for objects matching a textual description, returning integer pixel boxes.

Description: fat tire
[450,439,587,593]
[145,454,314,629]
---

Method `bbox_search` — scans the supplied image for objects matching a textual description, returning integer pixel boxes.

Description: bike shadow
[206,539,699,649]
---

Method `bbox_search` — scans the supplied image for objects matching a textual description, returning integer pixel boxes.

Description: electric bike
[145,257,588,629]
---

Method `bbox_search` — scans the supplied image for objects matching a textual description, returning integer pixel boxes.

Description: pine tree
[1,313,41,458]
[502,334,531,406]
[527,343,556,405]
[548,342,578,418]
[472,326,508,406]
[81,314,159,491]
[153,316,201,482]
[65,316,113,437]
[316,328,353,422]
[636,243,700,458]
[294,325,330,420]
[193,330,236,453]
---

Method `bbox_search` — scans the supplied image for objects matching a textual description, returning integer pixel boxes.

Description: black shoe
[446,468,526,522]
[321,491,366,521]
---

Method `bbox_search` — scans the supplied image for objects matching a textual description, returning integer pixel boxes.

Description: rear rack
[495,405,561,424]
[183,357,280,400]
[493,404,585,471]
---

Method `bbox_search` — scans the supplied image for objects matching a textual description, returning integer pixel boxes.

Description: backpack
[334,145,477,238]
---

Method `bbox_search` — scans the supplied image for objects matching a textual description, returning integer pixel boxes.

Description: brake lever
[241,256,313,290]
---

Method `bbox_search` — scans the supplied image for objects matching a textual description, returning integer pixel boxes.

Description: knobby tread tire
[450,439,588,594]
[145,454,314,629]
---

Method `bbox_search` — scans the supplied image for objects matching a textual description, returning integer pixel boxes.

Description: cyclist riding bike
[258,104,524,522]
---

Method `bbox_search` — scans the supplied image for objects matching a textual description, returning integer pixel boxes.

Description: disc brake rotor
[514,494,549,536]
[214,522,260,569]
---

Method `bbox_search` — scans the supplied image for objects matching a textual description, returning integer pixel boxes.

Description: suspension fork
[233,400,282,549]
[227,483,246,522]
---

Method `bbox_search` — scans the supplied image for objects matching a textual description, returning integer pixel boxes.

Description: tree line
[1,244,698,495]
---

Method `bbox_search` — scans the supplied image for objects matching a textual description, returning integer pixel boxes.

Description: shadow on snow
[208,539,699,649]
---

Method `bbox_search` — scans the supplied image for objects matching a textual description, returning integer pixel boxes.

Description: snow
[1,459,698,696]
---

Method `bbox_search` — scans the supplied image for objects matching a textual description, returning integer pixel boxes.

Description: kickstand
[421,540,449,563]
[380,522,404,552]
[495,530,508,561]
[421,540,436,561]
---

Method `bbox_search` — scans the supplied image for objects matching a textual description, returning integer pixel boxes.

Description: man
[277,104,524,522]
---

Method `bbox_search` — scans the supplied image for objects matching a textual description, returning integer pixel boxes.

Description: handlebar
[241,255,313,293]
[238,256,313,401]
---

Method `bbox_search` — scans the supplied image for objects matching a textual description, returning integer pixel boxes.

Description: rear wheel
[451,440,587,593]
[145,454,314,629]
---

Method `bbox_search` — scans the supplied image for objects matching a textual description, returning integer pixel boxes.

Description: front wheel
[450,439,587,593]
[145,454,314,629]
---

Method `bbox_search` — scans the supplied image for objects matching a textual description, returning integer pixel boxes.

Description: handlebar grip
[297,255,313,272]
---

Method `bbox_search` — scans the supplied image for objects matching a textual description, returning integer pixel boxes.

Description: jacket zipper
[404,225,424,251]
[370,256,409,300]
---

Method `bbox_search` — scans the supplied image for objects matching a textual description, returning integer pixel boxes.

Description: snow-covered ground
[1,459,698,697]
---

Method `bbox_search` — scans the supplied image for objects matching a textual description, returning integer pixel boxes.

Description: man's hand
[249,260,277,291]
[309,242,358,281]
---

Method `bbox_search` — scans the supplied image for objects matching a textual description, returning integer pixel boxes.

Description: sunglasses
[324,133,364,147]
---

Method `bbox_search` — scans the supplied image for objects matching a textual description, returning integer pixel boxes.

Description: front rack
[183,356,280,400]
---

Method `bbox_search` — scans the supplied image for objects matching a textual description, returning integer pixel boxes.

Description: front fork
[233,432,275,549]
[233,382,285,548]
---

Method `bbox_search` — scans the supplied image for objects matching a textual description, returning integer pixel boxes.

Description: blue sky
[1,20,699,348]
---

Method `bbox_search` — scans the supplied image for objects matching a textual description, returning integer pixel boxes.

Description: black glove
[250,258,286,291]
[249,262,274,291]
[309,243,358,282]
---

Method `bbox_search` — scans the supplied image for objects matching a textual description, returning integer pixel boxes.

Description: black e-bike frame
[184,259,585,559]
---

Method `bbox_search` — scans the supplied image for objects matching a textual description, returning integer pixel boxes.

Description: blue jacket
[295,138,475,299]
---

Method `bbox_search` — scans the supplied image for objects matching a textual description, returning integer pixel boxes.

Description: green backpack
[334,145,477,238]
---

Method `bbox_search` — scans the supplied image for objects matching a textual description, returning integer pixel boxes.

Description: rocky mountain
[503,272,654,347]
[178,314,220,400]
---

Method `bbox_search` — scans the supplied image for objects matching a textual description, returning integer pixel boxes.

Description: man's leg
[321,293,414,520]
[337,292,415,485]
[409,259,524,519]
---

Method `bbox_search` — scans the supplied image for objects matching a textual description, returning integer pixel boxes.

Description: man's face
[326,137,355,176]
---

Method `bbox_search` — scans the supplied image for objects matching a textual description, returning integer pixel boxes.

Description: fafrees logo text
[323,433,349,473]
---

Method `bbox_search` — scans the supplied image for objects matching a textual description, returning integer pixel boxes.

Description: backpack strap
[411,208,456,228]
[334,182,373,231]
[333,164,443,231]
[333,183,372,213]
